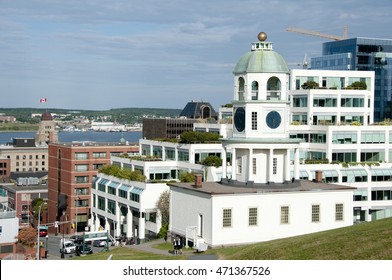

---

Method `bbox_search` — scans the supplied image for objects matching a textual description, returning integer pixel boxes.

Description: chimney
[194,174,202,188]
[315,170,323,183]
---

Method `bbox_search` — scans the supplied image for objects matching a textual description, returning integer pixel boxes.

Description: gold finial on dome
[257,32,267,42]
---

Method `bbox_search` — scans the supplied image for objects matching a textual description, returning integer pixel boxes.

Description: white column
[294,148,300,180]
[126,209,133,238]
[248,148,254,182]
[115,204,121,237]
[222,147,227,179]
[231,148,236,180]
[285,149,290,181]
[138,213,145,240]
[104,217,111,233]
[94,214,100,231]
[269,148,274,182]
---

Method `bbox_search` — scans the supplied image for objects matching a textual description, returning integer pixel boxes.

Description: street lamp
[61,210,65,259]
[36,202,47,260]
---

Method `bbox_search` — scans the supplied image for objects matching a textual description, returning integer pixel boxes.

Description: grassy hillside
[76,218,392,260]
[214,217,392,260]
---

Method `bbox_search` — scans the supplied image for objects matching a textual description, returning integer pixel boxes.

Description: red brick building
[0,158,10,183]
[47,142,139,235]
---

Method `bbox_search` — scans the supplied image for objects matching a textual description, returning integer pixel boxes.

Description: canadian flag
[40,98,47,103]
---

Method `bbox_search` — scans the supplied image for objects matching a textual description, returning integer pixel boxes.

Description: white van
[60,239,76,254]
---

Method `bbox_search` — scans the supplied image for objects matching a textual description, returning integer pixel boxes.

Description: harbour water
[0,131,142,145]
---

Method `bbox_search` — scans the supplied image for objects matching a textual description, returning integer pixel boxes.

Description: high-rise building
[311,37,392,121]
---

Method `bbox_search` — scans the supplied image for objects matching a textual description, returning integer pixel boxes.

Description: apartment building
[47,142,139,235]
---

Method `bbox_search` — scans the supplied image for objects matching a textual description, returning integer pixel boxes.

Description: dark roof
[10,171,48,181]
[41,111,53,121]
[168,179,356,196]
[179,101,218,120]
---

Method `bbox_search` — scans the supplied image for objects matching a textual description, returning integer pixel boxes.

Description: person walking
[173,237,178,255]
[177,237,183,255]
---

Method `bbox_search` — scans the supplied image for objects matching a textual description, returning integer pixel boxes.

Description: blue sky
[1,0,391,110]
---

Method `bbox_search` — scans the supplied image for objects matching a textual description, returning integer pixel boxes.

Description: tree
[99,164,146,182]
[347,81,367,90]
[301,81,319,89]
[202,155,222,167]
[156,190,170,226]
[31,198,47,221]
[180,131,221,143]
[17,226,37,247]
[179,172,195,182]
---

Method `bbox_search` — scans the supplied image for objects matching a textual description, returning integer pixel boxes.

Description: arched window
[267,77,281,100]
[251,81,259,100]
[238,77,245,101]
[201,106,211,119]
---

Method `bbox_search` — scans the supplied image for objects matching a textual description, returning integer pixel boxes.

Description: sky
[1,0,391,110]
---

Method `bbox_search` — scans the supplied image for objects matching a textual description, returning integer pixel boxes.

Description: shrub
[301,81,319,89]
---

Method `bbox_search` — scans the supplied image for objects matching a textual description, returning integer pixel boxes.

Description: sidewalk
[131,238,174,256]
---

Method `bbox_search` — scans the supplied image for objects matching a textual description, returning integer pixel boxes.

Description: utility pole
[36,202,47,260]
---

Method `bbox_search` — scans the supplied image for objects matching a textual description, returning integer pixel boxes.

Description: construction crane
[286,26,347,41]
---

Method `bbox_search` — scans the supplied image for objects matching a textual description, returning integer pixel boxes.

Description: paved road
[42,235,218,260]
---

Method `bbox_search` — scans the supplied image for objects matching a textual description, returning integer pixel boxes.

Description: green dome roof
[233,46,289,74]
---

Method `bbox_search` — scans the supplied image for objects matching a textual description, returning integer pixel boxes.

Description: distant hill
[0,107,182,125]
[214,217,392,260]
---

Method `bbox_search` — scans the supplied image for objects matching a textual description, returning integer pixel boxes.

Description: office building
[47,142,139,235]
[311,37,392,121]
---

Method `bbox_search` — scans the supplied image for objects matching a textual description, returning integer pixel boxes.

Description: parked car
[69,235,83,244]
[75,244,93,256]
[39,229,48,237]
[93,239,108,247]
[59,239,76,254]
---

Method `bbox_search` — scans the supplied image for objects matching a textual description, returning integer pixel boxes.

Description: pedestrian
[173,237,178,255]
[177,237,183,255]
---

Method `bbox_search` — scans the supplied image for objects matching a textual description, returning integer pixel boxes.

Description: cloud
[0,0,391,109]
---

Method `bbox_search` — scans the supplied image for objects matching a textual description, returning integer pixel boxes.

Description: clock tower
[222,32,301,184]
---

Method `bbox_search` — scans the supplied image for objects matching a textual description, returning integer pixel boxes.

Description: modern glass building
[311,37,392,122]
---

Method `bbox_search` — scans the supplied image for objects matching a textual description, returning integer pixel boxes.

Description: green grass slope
[214,217,392,260]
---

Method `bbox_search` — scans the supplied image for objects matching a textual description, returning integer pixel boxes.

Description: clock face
[234,107,246,132]
[266,111,281,129]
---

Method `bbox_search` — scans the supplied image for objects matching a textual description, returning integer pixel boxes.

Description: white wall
[169,187,212,244]
[170,187,353,247]
[209,190,353,246]
[0,217,19,244]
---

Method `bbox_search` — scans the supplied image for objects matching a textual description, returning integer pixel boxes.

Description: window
[97,196,105,211]
[252,112,257,130]
[248,207,258,226]
[74,176,89,184]
[312,204,320,222]
[273,158,277,175]
[107,199,116,215]
[75,152,89,160]
[281,206,289,224]
[75,164,88,172]
[335,203,344,221]
[93,163,104,170]
[293,96,308,107]
[222,208,232,227]
[130,193,140,203]
[252,158,257,175]
[237,157,242,174]
[119,189,127,198]
[93,152,106,158]
[145,212,157,223]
